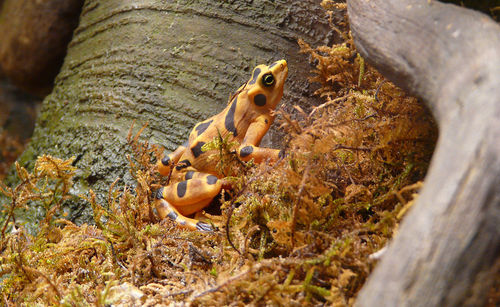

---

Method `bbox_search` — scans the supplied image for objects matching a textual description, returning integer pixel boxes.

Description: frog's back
[168,59,288,177]
[182,113,226,174]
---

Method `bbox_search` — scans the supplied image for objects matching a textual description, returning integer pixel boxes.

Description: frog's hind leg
[154,172,223,232]
[158,173,223,213]
[155,198,213,232]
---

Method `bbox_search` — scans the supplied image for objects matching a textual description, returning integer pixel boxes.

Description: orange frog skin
[155,60,288,231]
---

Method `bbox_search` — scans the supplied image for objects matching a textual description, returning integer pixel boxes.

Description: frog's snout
[270,59,288,81]
[277,59,287,73]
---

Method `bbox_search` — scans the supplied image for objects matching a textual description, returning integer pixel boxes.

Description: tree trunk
[15,0,335,224]
[347,0,500,306]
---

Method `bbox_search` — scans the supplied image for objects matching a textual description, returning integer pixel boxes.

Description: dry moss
[0,3,439,306]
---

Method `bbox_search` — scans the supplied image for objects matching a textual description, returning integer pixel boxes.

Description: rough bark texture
[348,0,500,306]
[15,0,336,224]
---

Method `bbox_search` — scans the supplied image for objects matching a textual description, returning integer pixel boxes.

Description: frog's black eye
[262,73,275,87]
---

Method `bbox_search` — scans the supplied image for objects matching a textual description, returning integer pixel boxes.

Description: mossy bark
[14,0,335,225]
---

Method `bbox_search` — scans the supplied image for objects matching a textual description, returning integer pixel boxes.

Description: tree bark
[14,0,335,224]
[347,0,500,306]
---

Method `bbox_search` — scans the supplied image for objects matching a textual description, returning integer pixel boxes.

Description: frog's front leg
[156,142,188,176]
[238,115,283,163]
[154,171,223,231]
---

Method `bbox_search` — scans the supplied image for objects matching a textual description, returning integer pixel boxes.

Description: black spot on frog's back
[240,145,254,158]
[254,94,266,106]
[195,120,213,136]
[249,67,261,85]
[185,171,195,180]
[206,175,218,185]
[177,181,187,198]
[191,141,206,158]
[225,98,238,137]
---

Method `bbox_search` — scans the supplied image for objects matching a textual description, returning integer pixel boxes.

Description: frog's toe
[196,221,215,232]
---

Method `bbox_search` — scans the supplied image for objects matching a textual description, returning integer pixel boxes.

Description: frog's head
[245,59,288,110]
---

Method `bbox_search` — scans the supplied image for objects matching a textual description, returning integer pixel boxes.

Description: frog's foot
[155,198,214,232]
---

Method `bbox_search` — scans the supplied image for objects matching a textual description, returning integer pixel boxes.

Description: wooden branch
[347,0,500,306]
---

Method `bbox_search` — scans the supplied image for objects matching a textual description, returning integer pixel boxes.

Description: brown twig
[242,225,260,260]
[225,200,241,255]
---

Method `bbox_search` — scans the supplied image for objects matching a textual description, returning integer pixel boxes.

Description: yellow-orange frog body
[155,60,288,231]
